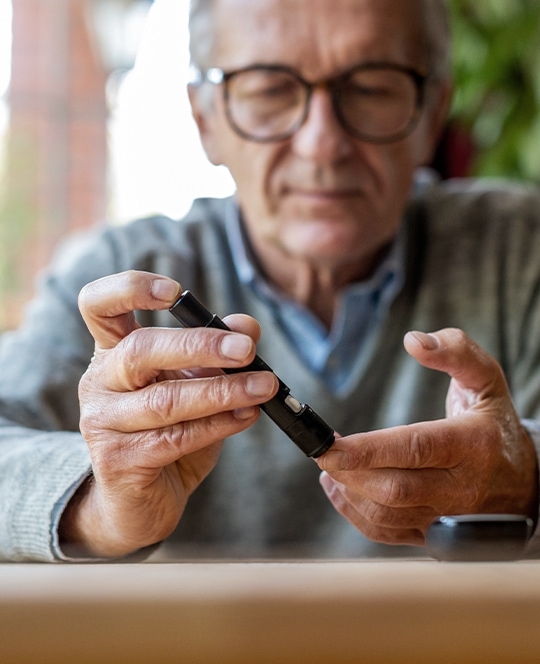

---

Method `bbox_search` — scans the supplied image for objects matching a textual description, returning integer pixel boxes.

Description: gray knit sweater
[2,178,540,561]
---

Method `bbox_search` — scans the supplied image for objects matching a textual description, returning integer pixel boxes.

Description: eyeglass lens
[225,67,420,142]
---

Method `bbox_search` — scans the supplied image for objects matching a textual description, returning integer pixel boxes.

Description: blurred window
[108,0,235,223]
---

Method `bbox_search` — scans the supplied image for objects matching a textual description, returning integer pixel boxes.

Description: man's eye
[241,82,297,99]
[346,83,393,98]
[233,71,300,100]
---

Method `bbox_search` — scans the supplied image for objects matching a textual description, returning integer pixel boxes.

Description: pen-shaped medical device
[169,291,335,458]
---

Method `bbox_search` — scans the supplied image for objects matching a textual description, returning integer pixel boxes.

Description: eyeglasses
[191,62,429,144]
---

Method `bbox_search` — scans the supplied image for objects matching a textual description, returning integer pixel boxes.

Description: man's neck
[246,232,392,329]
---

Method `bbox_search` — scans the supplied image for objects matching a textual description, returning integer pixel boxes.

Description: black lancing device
[169,290,335,458]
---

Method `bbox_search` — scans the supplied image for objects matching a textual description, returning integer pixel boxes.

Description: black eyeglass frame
[191,61,430,144]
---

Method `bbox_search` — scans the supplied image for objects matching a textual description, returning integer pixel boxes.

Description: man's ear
[419,79,453,165]
[187,84,224,166]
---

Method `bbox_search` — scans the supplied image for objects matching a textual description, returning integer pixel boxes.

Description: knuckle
[169,327,227,368]
[117,328,155,383]
[205,375,237,409]
[154,424,188,454]
[79,400,98,432]
[120,328,149,364]
[179,374,239,414]
[78,415,93,439]
[408,428,434,467]
[381,471,413,506]
[445,466,482,511]
[168,327,200,357]
[78,272,138,311]
[78,383,112,437]
[139,374,242,429]
[445,327,473,355]
[141,387,176,426]
[364,501,391,527]
[78,368,92,395]
[451,327,503,377]
[449,327,468,346]
[460,476,483,509]
[115,270,146,303]
[351,444,375,468]
[407,425,457,468]
[123,269,144,287]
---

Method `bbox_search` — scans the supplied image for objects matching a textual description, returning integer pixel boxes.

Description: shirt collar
[225,197,405,307]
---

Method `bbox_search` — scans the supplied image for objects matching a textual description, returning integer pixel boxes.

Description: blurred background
[0,0,540,330]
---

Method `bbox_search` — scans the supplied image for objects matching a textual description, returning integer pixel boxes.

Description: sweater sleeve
[0,205,220,561]
[0,218,131,560]
[0,236,101,560]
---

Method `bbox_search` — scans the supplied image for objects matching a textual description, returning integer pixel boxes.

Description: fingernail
[221,334,252,361]
[151,279,181,302]
[410,331,439,350]
[246,372,276,397]
[319,450,350,471]
[234,406,258,420]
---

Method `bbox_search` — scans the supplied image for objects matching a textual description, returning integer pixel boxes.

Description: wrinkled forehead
[210,0,427,75]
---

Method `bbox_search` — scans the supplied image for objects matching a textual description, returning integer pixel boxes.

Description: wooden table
[1,559,540,663]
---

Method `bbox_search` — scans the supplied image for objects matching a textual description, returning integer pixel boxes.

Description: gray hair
[420,0,451,81]
[188,0,216,71]
[188,0,451,80]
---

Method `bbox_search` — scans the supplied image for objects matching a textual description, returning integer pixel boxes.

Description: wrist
[58,473,140,559]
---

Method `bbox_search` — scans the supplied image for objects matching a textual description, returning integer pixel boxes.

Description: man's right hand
[59,270,278,558]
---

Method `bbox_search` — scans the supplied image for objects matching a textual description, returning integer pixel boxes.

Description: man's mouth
[286,187,360,199]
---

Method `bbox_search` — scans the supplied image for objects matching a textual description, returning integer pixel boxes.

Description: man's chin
[290,214,366,241]
[281,224,370,263]
[285,195,365,222]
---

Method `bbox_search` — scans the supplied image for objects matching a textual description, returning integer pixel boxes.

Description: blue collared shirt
[226,204,405,395]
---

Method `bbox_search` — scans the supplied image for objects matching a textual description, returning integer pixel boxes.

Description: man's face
[191,0,448,276]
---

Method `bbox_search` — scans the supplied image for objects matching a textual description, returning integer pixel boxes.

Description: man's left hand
[316,328,539,546]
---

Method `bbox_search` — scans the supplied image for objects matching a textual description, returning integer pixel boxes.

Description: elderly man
[1,0,539,561]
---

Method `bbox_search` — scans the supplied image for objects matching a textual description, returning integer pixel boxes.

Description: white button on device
[285,395,303,414]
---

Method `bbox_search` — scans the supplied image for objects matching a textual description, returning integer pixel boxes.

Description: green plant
[448,0,540,181]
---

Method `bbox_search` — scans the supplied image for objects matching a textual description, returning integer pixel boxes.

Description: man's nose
[290,87,355,162]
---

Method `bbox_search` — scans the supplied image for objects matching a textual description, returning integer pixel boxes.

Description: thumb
[79,270,182,350]
[403,328,506,395]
